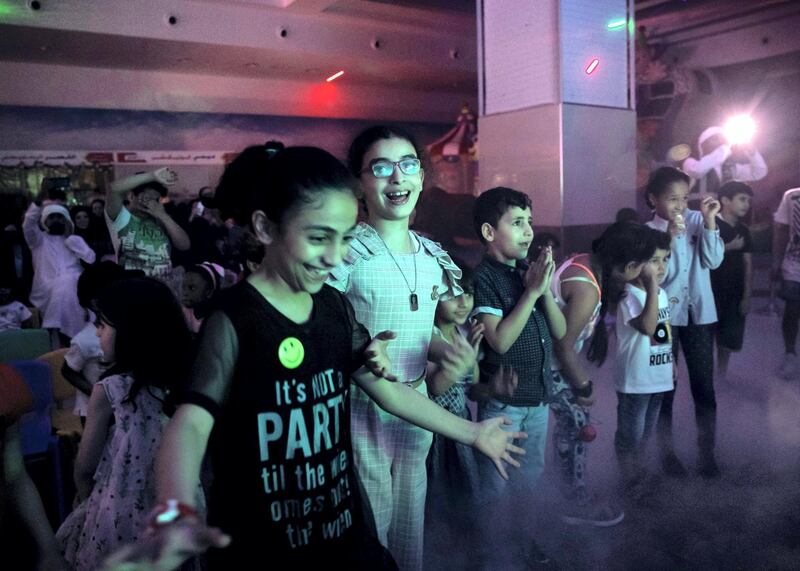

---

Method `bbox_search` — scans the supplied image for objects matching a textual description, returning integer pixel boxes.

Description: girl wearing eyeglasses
[327,126,490,571]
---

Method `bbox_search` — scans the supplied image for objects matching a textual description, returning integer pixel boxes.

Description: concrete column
[478,0,637,252]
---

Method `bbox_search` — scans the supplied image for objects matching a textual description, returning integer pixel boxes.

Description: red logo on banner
[85,152,114,163]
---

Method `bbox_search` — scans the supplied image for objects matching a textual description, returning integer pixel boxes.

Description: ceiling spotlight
[724,114,756,145]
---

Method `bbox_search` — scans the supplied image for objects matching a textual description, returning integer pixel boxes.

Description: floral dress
[57,373,202,570]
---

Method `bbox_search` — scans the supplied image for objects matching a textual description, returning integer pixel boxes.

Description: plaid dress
[328,223,461,571]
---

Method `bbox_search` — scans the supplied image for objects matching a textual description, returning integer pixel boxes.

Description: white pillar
[478,0,637,249]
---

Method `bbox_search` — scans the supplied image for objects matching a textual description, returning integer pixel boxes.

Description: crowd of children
[1,124,797,571]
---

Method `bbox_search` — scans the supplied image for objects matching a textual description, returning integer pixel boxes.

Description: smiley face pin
[278,337,305,369]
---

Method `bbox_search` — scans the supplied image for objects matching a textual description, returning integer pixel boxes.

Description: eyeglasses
[362,158,421,178]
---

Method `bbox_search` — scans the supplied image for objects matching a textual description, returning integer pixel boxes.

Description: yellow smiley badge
[278,337,305,369]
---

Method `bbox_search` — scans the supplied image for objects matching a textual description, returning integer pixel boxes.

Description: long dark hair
[586,222,656,365]
[96,277,192,412]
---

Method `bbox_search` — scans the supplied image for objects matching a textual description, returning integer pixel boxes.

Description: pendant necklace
[376,231,418,311]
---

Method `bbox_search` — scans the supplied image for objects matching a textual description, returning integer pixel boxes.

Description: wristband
[573,380,593,399]
[148,499,198,530]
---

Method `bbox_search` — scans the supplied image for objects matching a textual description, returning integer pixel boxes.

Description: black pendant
[410,293,419,312]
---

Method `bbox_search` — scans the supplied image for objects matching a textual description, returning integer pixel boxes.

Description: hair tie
[196,262,225,292]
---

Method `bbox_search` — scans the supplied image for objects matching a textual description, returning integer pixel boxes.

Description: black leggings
[658,320,716,456]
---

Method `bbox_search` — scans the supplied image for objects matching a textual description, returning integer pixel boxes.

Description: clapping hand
[524,245,555,298]
[439,330,482,384]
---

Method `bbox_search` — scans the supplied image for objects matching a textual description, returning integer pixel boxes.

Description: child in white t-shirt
[614,229,674,497]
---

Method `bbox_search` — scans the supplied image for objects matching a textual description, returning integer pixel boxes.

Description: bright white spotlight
[724,115,756,145]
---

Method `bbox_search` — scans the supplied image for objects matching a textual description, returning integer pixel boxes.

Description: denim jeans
[615,392,665,482]
[477,399,550,500]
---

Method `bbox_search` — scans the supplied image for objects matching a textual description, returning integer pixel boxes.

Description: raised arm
[107,172,153,221]
[735,147,768,181]
[628,267,660,337]
[106,168,178,221]
[699,196,724,269]
[139,200,191,252]
[682,145,730,179]
[22,202,43,249]
[64,234,97,264]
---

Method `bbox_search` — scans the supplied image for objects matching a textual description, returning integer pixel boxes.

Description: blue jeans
[614,392,664,482]
[477,399,550,501]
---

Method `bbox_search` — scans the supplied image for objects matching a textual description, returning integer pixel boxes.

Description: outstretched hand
[99,521,230,571]
[363,330,398,382]
[473,416,527,480]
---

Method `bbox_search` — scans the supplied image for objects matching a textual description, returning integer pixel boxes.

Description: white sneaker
[778,353,799,380]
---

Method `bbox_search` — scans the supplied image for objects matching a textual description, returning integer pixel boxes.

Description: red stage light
[585,58,600,75]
